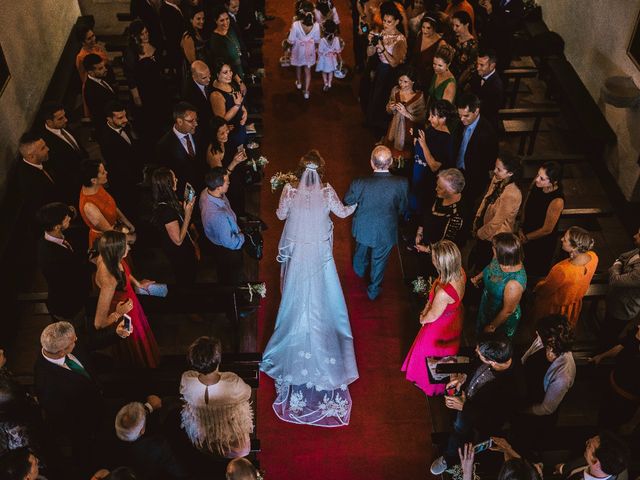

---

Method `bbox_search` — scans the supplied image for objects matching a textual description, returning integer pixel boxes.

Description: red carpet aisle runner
[257,1,433,478]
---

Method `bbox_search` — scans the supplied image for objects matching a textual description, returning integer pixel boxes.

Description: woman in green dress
[471,232,527,338]
[427,46,456,108]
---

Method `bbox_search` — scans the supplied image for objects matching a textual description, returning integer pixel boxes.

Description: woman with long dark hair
[151,168,198,286]
[95,231,160,368]
[410,14,446,90]
[450,10,477,89]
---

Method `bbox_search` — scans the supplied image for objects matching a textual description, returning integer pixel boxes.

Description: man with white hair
[113,401,188,479]
[34,320,129,474]
[345,145,408,300]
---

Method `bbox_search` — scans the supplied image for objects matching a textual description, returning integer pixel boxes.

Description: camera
[360,21,369,34]
[370,33,383,47]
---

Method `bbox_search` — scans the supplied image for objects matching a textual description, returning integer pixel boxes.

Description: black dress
[521,186,564,277]
[152,203,197,286]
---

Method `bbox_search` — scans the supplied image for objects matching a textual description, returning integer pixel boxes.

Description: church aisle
[256,2,433,478]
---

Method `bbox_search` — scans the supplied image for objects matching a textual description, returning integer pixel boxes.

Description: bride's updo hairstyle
[297,149,326,179]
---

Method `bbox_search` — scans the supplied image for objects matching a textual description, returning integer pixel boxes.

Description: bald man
[345,145,408,300]
[181,60,212,131]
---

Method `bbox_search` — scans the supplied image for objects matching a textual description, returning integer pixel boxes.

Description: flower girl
[316,20,343,91]
[288,1,320,99]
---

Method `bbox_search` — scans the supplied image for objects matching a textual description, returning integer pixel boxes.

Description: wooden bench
[502,68,539,108]
[499,107,561,155]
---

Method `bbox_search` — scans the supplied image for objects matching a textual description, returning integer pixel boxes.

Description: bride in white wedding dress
[261,150,359,427]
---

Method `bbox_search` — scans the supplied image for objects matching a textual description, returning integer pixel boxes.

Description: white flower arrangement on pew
[270,172,298,192]
[240,282,267,302]
[248,155,269,172]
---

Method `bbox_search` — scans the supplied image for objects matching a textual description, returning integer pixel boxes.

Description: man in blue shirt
[200,167,245,285]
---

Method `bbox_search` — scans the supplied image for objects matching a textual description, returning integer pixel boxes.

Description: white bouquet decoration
[248,155,269,172]
[270,172,298,192]
[242,282,267,302]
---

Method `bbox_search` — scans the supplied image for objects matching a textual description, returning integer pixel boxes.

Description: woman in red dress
[95,231,160,368]
[402,240,465,396]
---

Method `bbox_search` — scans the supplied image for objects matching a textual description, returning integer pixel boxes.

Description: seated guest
[200,168,245,286]
[430,334,525,474]
[472,233,526,338]
[514,314,576,455]
[157,102,204,194]
[468,48,504,130]
[36,203,90,322]
[411,100,456,216]
[518,161,565,277]
[453,93,498,206]
[180,336,253,458]
[83,53,117,130]
[449,11,477,89]
[0,447,43,480]
[113,400,188,479]
[182,61,212,133]
[591,323,640,430]
[98,101,143,217]
[383,67,426,161]
[532,227,598,329]
[79,159,136,249]
[150,168,198,286]
[226,457,259,480]
[471,153,522,271]
[40,102,88,206]
[414,168,466,278]
[34,321,130,475]
[94,231,160,369]
[402,240,465,396]
[603,228,640,347]
[554,432,629,480]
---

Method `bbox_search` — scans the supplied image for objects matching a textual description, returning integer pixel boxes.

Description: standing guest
[206,116,231,168]
[209,61,250,152]
[514,314,576,454]
[427,46,456,108]
[444,0,475,33]
[453,93,499,206]
[554,432,629,480]
[131,0,165,49]
[79,159,136,249]
[199,168,245,286]
[383,67,426,161]
[365,6,408,136]
[182,61,212,132]
[472,232,526,338]
[468,48,504,130]
[180,336,253,458]
[157,102,203,194]
[532,227,598,329]
[34,321,130,476]
[287,1,320,99]
[160,0,187,76]
[180,7,208,77]
[345,145,409,300]
[411,99,456,215]
[75,25,112,85]
[94,231,160,368]
[518,161,565,277]
[471,154,522,270]
[36,203,90,323]
[208,6,248,81]
[83,54,117,131]
[603,228,640,347]
[98,101,142,218]
[40,102,88,206]
[410,14,446,91]
[150,168,198,286]
[0,447,43,480]
[450,11,477,89]
[477,0,524,73]
[402,240,465,396]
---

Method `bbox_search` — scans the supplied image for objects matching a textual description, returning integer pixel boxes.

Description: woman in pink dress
[95,231,160,368]
[402,240,465,396]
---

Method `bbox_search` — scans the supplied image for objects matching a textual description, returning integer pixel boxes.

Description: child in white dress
[316,20,343,91]
[288,1,320,99]
[314,0,340,29]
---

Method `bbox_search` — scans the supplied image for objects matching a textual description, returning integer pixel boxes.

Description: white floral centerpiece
[240,282,267,302]
[270,172,298,192]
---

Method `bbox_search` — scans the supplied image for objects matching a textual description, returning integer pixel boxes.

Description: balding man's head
[371,145,393,170]
[191,60,211,86]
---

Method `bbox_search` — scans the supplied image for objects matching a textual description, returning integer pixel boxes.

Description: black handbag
[243,226,264,260]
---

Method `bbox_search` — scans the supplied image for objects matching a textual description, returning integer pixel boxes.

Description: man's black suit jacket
[156,129,204,193]
[453,116,498,205]
[181,79,212,135]
[84,77,117,127]
[41,128,88,207]
[37,237,91,319]
[469,72,504,131]
[15,161,61,224]
[159,2,186,69]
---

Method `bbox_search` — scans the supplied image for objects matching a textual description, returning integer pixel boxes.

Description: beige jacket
[475,180,522,241]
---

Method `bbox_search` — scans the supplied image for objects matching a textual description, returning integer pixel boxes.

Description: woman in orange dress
[532,227,599,328]
[79,159,136,249]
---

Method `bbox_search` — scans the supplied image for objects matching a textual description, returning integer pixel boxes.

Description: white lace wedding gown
[261,166,359,427]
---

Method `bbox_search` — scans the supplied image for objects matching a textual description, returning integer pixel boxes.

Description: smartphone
[473,438,493,454]
[184,182,196,203]
[123,314,132,332]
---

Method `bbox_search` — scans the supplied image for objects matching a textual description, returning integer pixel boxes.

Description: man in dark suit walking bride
[345,145,408,300]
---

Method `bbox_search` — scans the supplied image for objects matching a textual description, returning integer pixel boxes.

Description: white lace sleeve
[325,184,356,218]
[276,183,296,220]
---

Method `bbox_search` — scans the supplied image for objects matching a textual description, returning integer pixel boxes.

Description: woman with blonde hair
[402,240,465,396]
[532,227,598,328]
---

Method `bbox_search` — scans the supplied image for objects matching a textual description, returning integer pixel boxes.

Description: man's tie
[64,356,90,379]
[60,129,80,151]
[119,128,132,145]
[185,134,195,157]
[41,167,55,184]
[62,239,74,252]
[481,78,486,87]
[100,79,114,93]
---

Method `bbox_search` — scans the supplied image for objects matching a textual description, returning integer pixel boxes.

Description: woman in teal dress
[471,232,527,338]
[427,46,456,109]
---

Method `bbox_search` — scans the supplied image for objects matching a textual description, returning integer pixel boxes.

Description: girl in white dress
[314,0,340,28]
[288,1,320,99]
[316,20,343,91]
